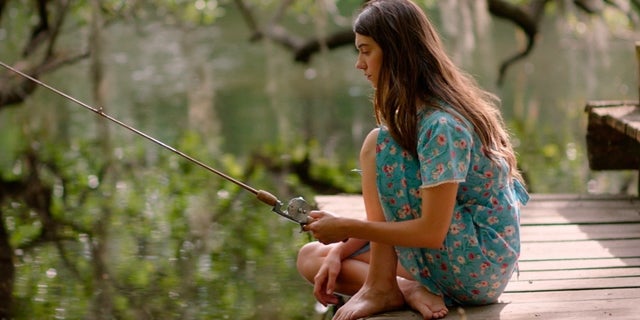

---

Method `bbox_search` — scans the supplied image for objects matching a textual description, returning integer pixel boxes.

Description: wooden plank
[366,289,640,319]
[314,194,640,319]
[520,224,640,241]
[521,239,640,260]
[588,104,640,143]
[585,102,640,171]
[518,257,640,271]
[512,267,640,282]
[521,211,640,225]
[506,276,640,292]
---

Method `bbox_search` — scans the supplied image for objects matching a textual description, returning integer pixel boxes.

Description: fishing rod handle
[256,190,279,206]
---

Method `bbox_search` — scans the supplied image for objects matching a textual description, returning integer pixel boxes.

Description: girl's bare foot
[399,279,448,319]
[332,285,405,320]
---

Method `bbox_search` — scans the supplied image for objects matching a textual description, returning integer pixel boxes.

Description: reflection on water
[1,4,638,320]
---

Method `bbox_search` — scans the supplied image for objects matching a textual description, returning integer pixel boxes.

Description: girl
[297,1,529,319]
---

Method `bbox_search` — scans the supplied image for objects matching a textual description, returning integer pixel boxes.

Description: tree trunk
[0,209,15,319]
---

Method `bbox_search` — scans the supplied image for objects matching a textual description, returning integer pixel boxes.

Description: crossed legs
[296,241,448,319]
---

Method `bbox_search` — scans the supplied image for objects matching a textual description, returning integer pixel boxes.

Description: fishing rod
[0,61,311,227]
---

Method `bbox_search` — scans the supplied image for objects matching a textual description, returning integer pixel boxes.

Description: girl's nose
[355,58,365,70]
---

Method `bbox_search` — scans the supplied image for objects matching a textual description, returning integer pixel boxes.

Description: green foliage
[1,114,331,318]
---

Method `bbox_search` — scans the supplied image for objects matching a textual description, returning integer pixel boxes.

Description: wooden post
[637,42,640,102]
[637,42,640,195]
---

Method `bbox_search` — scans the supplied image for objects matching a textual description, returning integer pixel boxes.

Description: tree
[233,0,640,84]
[1,1,639,318]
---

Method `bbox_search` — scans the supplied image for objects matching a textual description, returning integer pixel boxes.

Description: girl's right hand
[313,248,342,306]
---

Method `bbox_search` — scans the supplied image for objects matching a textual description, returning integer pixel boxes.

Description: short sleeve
[417,111,473,187]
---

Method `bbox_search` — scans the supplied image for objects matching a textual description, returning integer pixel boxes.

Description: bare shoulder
[361,128,380,154]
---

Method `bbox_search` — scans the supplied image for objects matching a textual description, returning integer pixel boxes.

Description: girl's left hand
[304,210,349,244]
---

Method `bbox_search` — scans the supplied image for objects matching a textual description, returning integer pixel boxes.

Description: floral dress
[376,106,529,306]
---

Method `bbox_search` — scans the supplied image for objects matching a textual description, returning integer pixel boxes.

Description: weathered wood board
[312,194,640,319]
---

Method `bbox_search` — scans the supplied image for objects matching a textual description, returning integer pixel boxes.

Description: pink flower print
[458,139,467,149]
[457,256,466,264]
[450,224,461,235]
[469,272,479,279]
[471,289,480,295]
[468,253,476,260]
[458,162,466,173]
[398,204,411,218]
[440,263,448,271]
[453,241,462,249]
[473,165,479,171]
[452,265,461,274]
[432,163,445,179]
[401,178,407,188]
[402,150,410,158]
[484,171,494,178]
[389,145,397,155]
[383,164,394,176]
[437,134,447,146]
[420,268,431,278]
[504,225,516,236]
[476,281,489,288]
[426,129,432,139]
[487,216,499,225]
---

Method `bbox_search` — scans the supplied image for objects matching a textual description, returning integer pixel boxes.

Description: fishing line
[0,61,311,226]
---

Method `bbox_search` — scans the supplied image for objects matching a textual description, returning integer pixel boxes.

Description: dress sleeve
[417,112,473,187]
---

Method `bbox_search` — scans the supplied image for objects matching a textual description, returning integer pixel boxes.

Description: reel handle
[256,189,280,207]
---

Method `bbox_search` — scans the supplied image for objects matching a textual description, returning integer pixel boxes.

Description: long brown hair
[354,0,523,182]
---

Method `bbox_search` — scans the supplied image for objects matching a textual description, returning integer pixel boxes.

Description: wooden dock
[314,193,640,319]
[585,101,640,178]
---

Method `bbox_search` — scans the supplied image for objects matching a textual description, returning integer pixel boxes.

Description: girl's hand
[312,248,342,306]
[304,210,349,244]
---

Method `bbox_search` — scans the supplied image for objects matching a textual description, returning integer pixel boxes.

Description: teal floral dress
[376,107,529,306]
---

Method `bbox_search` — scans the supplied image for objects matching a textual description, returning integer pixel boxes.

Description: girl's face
[355,33,382,88]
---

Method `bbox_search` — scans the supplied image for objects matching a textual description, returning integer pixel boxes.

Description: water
[1,3,638,319]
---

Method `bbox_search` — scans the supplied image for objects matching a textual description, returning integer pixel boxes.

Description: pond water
[1,4,639,320]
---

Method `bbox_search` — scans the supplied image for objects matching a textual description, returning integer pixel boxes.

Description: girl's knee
[296,241,325,281]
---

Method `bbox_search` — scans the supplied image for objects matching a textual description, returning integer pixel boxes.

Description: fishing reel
[273,197,313,227]
[256,190,312,228]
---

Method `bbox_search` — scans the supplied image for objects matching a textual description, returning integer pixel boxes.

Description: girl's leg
[296,241,371,297]
[331,128,405,319]
[297,241,447,319]
[332,242,405,320]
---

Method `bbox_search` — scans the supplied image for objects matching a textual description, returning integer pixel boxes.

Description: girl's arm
[308,128,457,249]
